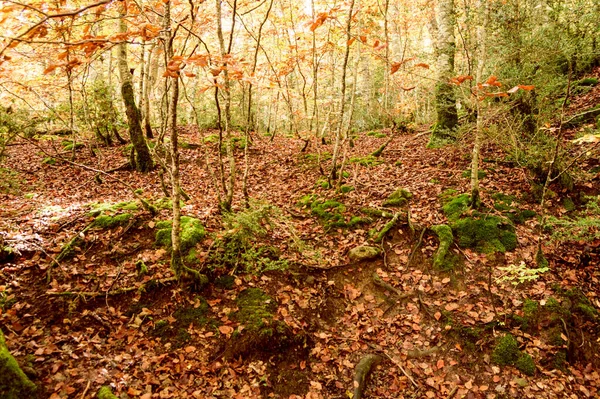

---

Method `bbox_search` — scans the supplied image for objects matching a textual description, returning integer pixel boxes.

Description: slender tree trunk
[161,0,183,277]
[330,0,356,182]
[215,0,237,211]
[117,7,153,172]
[470,0,488,206]
[432,0,459,141]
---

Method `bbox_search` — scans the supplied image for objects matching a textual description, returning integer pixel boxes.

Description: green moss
[492,334,520,365]
[366,131,387,138]
[97,386,119,399]
[515,353,536,375]
[174,298,210,327]
[383,188,412,207]
[234,288,276,331]
[553,351,567,371]
[185,248,200,265]
[215,275,235,289]
[89,201,138,216]
[348,216,371,226]
[0,329,37,399]
[42,157,56,165]
[394,160,403,167]
[576,303,598,320]
[203,134,219,143]
[576,77,598,87]
[562,197,576,212]
[61,140,84,151]
[135,260,148,276]
[349,155,384,167]
[431,224,454,270]
[452,216,517,253]
[155,216,205,253]
[340,185,355,194]
[153,197,184,210]
[303,152,332,163]
[93,213,132,229]
[316,177,331,189]
[442,194,470,221]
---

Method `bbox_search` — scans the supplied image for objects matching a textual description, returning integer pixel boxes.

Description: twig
[406,227,426,268]
[446,385,458,399]
[79,380,91,399]
[106,262,124,308]
[381,351,419,388]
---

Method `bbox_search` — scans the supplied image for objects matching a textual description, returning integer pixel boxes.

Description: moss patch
[89,200,138,216]
[492,334,535,375]
[234,288,277,331]
[452,216,517,253]
[93,213,132,229]
[151,298,211,347]
[349,155,384,167]
[0,329,37,399]
[155,216,206,253]
[383,188,412,207]
[97,386,119,399]
[442,193,517,253]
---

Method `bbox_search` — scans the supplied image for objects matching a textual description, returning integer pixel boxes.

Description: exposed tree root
[45,277,178,298]
[372,272,412,300]
[352,354,382,399]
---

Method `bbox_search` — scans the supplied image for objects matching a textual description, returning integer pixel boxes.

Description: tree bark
[432,0,458,141]
[117,8,153,172]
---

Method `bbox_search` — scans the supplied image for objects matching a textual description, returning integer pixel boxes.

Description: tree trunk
[330,0,356,182]
[117,8,153,172]
[470,0,488,206]
[432,0,458,141]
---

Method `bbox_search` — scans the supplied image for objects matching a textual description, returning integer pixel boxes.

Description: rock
[348,246,381,262]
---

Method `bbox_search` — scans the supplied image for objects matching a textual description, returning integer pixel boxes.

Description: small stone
[348,246,381,262]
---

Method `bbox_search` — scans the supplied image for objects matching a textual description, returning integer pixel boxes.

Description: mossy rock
[383,188,412,207]
[431,224,455,270]
[93,213,132,229]
[452,216,517,253]
[155,216,205,253]
[348,245,381,262]
[0,329,37,399]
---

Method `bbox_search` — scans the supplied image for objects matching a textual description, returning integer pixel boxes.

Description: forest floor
[1,77,600,399]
